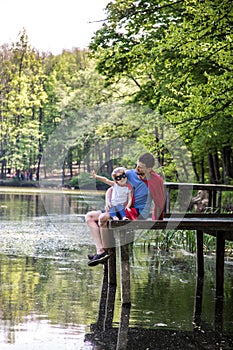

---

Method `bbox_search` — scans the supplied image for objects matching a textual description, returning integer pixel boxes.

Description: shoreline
[0,186,105,196]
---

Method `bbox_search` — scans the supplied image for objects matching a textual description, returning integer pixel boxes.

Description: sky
[0,0,110,54]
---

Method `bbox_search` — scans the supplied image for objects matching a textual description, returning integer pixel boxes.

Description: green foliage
[90,0,233,184]
[143,229,233,254]
[0,32,115,180]
[69,172,109,190]
[1,2,233,186]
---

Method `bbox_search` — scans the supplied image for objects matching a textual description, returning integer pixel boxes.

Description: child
[90,167,133,220]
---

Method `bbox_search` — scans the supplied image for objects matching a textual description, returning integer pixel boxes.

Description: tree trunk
[192,158,200,182]
[208,153,215,183]
[201,157,205,183]
[213,151,221,183]
[222,146,232,184]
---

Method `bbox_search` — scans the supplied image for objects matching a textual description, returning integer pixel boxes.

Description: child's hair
[111,167,126,179]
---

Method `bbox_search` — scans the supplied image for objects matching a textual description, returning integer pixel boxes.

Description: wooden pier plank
[109,217,233,234]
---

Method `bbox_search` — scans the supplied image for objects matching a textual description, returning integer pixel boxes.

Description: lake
[0,188,233,349]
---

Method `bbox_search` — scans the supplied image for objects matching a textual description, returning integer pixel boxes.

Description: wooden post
[119,231,131,306]
[193,275,204,328]
[116,303,131,350]
[216,231,225,297]
[217,191,222,213]
[196,230,204,278]
[165,187,170,214]
[104,282,117,330]
[92,263,109,331]
[104,248,117,330]
[214,293,223,334]
[208,190,212,209]
[116,229,131,350]
[108,247,117,285]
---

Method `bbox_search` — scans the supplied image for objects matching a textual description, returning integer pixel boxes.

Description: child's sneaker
[112,216,119,220]
[122,216,129,220]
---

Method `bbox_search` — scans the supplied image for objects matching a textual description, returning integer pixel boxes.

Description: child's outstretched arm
[90,170,114,186]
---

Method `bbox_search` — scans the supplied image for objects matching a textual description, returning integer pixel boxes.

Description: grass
[141,229,233,255]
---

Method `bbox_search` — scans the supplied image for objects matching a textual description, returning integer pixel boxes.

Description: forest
[0,0,232,186]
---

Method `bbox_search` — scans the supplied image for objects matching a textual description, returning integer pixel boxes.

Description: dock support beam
[196,230,204,278]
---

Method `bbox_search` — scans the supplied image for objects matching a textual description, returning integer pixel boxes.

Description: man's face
[136,161,150,179]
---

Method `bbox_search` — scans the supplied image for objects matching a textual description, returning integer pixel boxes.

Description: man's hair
[138,153,155,168]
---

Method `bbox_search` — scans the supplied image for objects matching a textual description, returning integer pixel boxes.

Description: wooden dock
[86,215,233,349]
[109,214,233,298]
[87,183,233,349]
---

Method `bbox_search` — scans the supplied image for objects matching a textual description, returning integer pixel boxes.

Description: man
[85,153,165,267]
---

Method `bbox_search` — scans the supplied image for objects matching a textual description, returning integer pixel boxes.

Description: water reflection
[0,191,233,349]
[86,250,233,350]
[0,252,104,349]
[0,246,233,349]
[0,189,105,221]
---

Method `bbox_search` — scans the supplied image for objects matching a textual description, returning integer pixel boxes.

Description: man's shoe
[87,253,107,264]
[88,251,110,267]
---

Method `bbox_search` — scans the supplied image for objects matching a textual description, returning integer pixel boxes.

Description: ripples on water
[0,190,233,349]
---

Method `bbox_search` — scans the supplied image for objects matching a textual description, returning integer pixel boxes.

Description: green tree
[90,0,233,184]
[0,31,48,179]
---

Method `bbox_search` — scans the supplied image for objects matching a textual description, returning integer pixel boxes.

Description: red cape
[142,170,165,220]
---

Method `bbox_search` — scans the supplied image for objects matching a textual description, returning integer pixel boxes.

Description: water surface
[0,189,233,349]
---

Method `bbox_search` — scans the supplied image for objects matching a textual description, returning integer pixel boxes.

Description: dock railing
[164,182,233,214]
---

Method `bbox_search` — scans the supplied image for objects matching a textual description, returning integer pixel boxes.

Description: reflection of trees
[0,251,102,342]
[0,193,46,220]
[129,248,196,328]
[0,192,105,221]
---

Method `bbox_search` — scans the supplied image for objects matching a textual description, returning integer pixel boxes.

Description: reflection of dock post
[105,247,117,330]
[115,228,132,350]
[216,231,225,297]
[215,231,225,334]
[193,230,204,330]
[94,262,109,330]
[196,230,204,278]
[119,234,131,306]
[92,245,117,331]
[193,275,204,328]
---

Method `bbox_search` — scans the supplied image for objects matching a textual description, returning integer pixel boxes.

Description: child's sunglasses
[115,173,126,181]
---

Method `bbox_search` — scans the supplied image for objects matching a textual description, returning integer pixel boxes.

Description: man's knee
[85,210,101,225]
[85,211,96,224]
[85,212,91,223]
[98,212,110,226]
